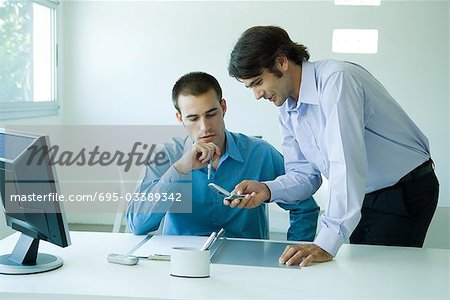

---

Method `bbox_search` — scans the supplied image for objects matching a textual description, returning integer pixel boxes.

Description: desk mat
[210,238,301,269]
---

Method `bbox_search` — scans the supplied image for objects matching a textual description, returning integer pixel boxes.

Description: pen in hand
[207,158,212,181]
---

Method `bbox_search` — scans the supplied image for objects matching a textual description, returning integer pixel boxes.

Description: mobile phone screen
[208,183,231,197]
[208,183,247,201]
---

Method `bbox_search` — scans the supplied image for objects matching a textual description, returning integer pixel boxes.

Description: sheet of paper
[132,235,208,257]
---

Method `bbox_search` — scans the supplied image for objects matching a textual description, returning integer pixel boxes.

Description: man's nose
[253,88,263,100]
[199,117,211,131]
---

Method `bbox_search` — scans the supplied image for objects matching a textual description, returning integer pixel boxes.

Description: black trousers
[350,159,439,247]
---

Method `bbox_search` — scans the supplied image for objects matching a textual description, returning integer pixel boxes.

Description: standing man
[227,26,439,266]
[127,71,319,240]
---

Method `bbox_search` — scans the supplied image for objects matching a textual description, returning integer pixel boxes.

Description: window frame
[0,0,60,121]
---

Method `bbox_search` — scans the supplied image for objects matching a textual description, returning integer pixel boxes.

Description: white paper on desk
[132,235,208,257]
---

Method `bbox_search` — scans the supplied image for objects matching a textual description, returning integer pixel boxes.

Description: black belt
[398,159,434,184]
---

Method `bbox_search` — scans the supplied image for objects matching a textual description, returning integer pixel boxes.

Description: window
[332,29,378,54]
[334,0,381,6]
[0,0,59,120]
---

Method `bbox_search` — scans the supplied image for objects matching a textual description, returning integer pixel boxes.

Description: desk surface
[1,232,449,300]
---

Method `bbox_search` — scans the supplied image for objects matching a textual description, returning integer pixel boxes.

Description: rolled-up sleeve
[126,139,191,235]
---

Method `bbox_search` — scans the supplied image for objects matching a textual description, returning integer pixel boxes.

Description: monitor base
[0,253,63,275]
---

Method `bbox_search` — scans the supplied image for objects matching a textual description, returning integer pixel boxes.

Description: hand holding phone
[208,183,247,201]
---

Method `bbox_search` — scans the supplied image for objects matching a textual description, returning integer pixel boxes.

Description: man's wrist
[173,160,190,175]
[262,183,271,203]
[262,180,281,203]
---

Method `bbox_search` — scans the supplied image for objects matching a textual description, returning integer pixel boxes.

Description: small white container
[170,247,210,278]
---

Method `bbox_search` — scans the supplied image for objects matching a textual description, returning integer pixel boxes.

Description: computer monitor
[0,129,71,275]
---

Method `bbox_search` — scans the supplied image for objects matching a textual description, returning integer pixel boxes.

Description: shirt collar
[223,130,244,163]
[285,60,320,112]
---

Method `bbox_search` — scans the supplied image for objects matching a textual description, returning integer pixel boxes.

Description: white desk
[1,232,449,300]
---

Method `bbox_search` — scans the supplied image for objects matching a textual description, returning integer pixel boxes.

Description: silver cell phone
[107,253,139,266]
[208,183,247,201]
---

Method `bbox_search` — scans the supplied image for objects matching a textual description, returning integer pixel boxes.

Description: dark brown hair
[228,26,310,79]
[172,72,223,113]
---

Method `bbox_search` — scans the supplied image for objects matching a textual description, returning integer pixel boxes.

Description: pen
[209,228,225,247]
[207,158,212,181]
[216,228,225,240]
[200,231,217,251]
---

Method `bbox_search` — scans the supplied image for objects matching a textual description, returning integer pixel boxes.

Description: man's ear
[175,111,183,124]
[220,99,227,116]
[276,55,289,72]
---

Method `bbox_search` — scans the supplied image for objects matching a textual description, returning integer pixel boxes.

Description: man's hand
[224,180,271,209]
[279,244,333,267]
[173,141,220,175]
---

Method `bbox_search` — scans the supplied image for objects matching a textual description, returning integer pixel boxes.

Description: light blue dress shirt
[264,59,430,256]
[127,130,319,240]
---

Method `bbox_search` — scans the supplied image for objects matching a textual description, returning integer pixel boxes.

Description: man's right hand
[279,244,333,267]
[224,180,271,208]
[173,141,220,175]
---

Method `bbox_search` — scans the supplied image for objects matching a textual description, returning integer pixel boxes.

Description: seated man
[126,72,319,240]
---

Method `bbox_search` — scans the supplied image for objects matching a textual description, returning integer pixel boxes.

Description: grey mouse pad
[210,238,301,269]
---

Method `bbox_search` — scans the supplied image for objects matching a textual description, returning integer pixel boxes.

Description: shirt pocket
[294,116,328,174]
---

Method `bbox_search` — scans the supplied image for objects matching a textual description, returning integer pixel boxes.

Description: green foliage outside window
[0,1,32,103]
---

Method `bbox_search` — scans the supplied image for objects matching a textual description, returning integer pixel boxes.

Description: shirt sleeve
[263,115,322,204]
[126,139,191,235]
[314,71,368,257]
[266,141,320,242]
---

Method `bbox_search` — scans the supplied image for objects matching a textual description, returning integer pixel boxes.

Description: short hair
[172,72,223,113]
[228,26,310,79]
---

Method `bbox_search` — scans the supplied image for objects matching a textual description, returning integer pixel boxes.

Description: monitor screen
[0,132,35,161]
[0,129,71,275]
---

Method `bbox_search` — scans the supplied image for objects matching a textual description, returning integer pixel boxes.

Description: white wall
[59,0,448,205]
[1,1,448,242]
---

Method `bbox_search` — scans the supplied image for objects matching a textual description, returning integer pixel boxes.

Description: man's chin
[273,97,288,107]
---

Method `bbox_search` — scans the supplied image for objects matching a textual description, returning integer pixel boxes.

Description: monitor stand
[0,233,63,275]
